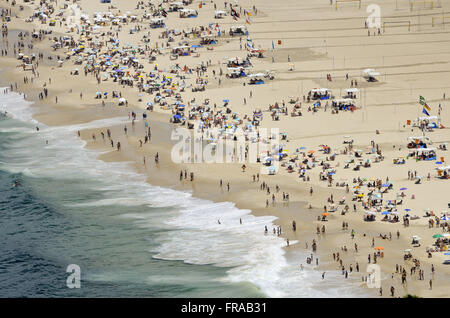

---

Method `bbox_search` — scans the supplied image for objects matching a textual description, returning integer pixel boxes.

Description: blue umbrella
[400,187,407,190]
[436,162,442,164]
[382,183,390,187]
[405,208,411,212]
[299,147,306,150]
[223,99,230,103]
[173,114,181,119]
[382,212,390,215]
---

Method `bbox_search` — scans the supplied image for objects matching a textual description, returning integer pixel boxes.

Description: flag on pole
[422,108,430,116]
[423,103,431,111]
[419,95,425,105]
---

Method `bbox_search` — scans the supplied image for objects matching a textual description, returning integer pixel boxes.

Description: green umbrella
[433,234,444,238]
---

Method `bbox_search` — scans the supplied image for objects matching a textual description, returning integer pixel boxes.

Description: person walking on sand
[310,187,313,196]
[322,272,326,279]
[390,286,395,297]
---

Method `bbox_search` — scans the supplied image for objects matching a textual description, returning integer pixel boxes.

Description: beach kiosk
[226,67,247,78]
[168,2,184,12]
[200,34,217,45]
[407,136,431,149]
[308,88,332,100]
[150,18,165,28]
[362,68,380,82]
[229,25,246,36]
[171,45,191,56]
[226,57,251,68]
[417,116,441,129]
[333,99,357,111]
[179,9,198,18]
[410,148,437,161]
[247,73,265,85]
[343,88,358,99]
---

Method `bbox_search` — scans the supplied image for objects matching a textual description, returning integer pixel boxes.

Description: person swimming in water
[13,180,20,187]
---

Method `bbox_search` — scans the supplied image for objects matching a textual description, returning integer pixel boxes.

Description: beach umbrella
[375,247,384,250]
[308,150,315,154]
[382,183,390,187]
[444,252,450,256]
[299,147,306,150]
[400,187,407,191]
[436,162,443,164]
[322,212,329,216]
[382,211,390,215]
[223,99,230,103]
[433,234,444,238]
[404,208,411,212]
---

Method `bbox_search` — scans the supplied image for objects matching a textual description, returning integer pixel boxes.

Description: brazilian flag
[419,96,425,105]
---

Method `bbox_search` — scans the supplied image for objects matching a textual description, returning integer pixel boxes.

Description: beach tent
[344,88,358,98]
[179,9,198,18]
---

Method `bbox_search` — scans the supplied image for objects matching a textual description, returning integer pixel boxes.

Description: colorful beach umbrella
[433,234,444,238]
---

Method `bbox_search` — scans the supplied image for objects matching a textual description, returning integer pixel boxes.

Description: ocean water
[0,90,369,298]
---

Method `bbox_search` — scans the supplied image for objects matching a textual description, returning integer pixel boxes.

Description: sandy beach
[0,0,449,298]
